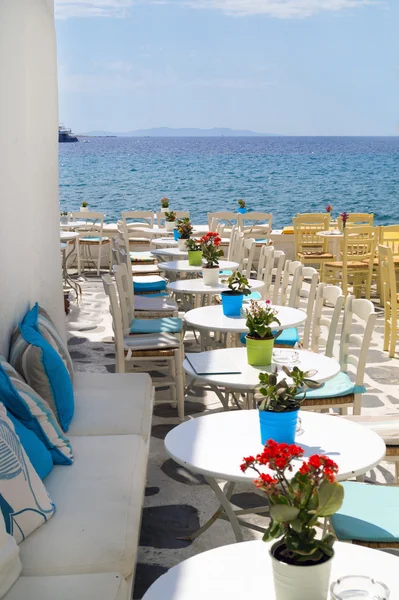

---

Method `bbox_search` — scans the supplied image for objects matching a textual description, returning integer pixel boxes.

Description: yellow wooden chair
[337,213,374,230]
[293,214,333,267]
[379,244,399,357]
[321,225,376,298]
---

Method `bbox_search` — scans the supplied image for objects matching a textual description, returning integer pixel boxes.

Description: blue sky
[55,0,399,135]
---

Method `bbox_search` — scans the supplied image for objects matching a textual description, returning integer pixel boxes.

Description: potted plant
[325,204,333,215]
[241,440,344,600]
[80,201,88,212]
[340,211,349,229]
[238,199,247,214]
[221,272,251,316]
[60,211,68,224]
[245,300,280,366]
[256,366,321,444]
[200,232,224,286]
[164,211,176,232]
[161,197,169,213]
[176,217,193,251]
[186,238,203,266]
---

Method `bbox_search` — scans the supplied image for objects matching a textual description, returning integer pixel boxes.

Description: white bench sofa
[4,372,154,600]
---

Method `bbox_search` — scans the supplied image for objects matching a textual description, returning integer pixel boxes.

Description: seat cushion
[68,373,153,442]
[7,411,53,480]
[10,305,74,432]
[3,573,129,600]
[19,434,148,578]
[0,404,55,543]
[134,295,177,312]
[332,482,399,542]
[324,261,369,268]
[133,277,167,292]
[273,327,300,347]
[130,317,183,334]
[79,237,109,243]
[298,371,365,399]
[0,358,73,465]
[245,291,262,301]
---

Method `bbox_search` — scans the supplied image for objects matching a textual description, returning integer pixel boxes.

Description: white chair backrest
[113,263,134,331]
[287,266,318,349]
[272,260,302,306]
[238,212,273,242]
[72,211,105,236]
[208,211,237,229]
[102,274,126,373]
[156,211,189,227]
[339,296,377,407]
[122,211,154,229]
[227,226,243,262]
[257,247,286,303]
[118,248,130,270]
[311,283,345,356]
[110,237,122,267]
[239,238,256,278]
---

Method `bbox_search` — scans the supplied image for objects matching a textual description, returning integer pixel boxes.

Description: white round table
[164,410,386,541]
[158,260,239,275]
[142,540,399,600]
[317,230,343,261]
[167,278,264,296]
[60,231,79,242]
[151,248,188,259]
[151,237,178,248]
[60,221,87,230]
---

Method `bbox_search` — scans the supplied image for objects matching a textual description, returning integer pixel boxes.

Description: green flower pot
[188,250,203,266]
[246,336,274,366]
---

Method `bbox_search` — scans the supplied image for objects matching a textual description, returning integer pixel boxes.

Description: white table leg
[205,477,244,542]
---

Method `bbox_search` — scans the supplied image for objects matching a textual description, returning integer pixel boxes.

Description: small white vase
[178,238,187,251]
[202,266,220,286]
[270,543,333,600]
[165,221,175,232]
[161,207,168,213]
[80,206,88,212]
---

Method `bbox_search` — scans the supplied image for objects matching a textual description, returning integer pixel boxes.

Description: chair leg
[169,355,177,407]
[76,238,81,275]
[97,243,101,276]
[383,311,390,352]
[353,394,362,415]
[389,313,397,357]
[175,345,185,421]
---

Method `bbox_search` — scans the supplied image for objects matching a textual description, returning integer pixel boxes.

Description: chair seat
[129,251,155,264]
[80,237,109,243]
[298,252,333,259]
[299,371,365,400]
[219,270,233,276]
[131,264,160,274]
[124,332,180,350]
[130,317,182,334]
[324,260,370,269]
[140,292,168,297]
[331,482,399,543]
[273,327,299,347]
[134,295,177,312]
[371,256,399,267]
[133,276,167,292]
[342,415,399,447]
[245,291,262,301]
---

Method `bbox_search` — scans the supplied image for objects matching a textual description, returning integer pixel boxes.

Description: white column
[0,0,65,355]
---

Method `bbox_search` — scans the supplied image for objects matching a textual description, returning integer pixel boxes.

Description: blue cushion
[331,482,399,542]
[7,410,53,480]
[133,281,167,292]
[272,328,300,347]
[10,305,74,432]
[0,357,73,466]
[130,317,183,334]
[219,270,233,276]
[298,371,366,400]
[245,291,262,301]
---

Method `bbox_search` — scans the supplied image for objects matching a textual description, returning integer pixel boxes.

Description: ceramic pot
[202,266,220,286]
[178,238,187,251]
[221,292,243,316]
[165,220,175,232]
[246,336,274,366]
[80,206,88,212]
[173,228,180,241]
[161,207,168,213]
[270,542,333,600]
[188,251,203,266]
[258,409,299,444]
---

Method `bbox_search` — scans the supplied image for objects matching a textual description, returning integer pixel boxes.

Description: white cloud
[55,0,378,19]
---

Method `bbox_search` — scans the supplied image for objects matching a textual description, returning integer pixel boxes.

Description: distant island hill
[78,127,278,138]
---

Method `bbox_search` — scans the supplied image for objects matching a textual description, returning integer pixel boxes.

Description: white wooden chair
[239,238,257,279]
[117,221,159,275]
[207,211,238,230]
[237,211,272,243]
[310,283,345,356]
[118,248,168,295]
[301,295,376,414]
[121,210,154,229]
[71,211,109,276]
[102,274,185,420]
[253,246,286,303]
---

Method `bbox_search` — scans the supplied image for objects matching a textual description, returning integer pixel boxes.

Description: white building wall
[0,0,64,356]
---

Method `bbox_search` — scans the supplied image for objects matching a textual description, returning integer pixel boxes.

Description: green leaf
[270,504,300,523]
[316,481,344,517]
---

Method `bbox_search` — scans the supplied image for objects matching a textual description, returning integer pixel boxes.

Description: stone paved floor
[66,277,399,599]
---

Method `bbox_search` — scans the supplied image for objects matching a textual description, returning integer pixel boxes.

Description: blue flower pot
[173,228,181,241]
[258,409,299,445]
[221,292,244,316]
[238,207,247,214]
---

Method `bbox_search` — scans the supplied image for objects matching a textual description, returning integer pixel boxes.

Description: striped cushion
[0,357,73,465]
[9,305,74,432]
[36,306,74,382]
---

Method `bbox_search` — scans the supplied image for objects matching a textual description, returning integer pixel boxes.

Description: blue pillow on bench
[7,410,53,480]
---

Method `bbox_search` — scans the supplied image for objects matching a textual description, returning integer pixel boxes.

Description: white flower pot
[161,207,168,213]
[80,206,88,212]
[178,238,187,251]
[202,266,220,286]
[270,543,333,600]
[165,221,175,232]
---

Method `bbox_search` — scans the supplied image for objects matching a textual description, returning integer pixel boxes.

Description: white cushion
[4,573,129,600]
[68,373,153,441]
[0,404,55,544]
[134,295,177,312]
[19,434,148,578]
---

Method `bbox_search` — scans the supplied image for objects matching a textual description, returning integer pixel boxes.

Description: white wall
[0,0,64,356]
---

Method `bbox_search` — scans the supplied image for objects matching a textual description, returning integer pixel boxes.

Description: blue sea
[59,136,399,227]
